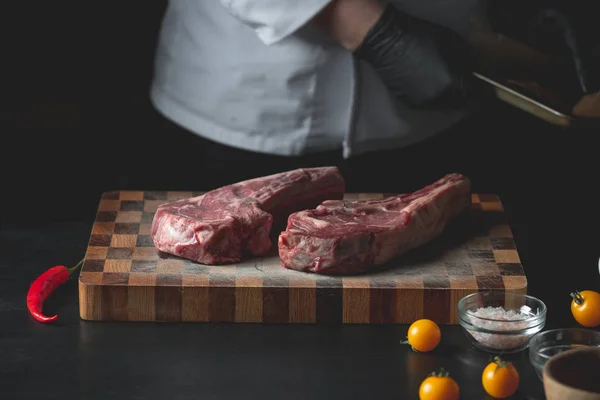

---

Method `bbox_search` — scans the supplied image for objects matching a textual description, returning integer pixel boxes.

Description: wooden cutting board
[78,191,526,324]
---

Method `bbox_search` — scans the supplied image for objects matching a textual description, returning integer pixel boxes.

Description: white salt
[465,306,538,350]
[468,306,530,321]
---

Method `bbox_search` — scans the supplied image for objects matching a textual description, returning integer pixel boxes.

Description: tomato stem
[400,339,418,352]
[429,367,450,377]
[492,356,511,374]
[570,290,583,305]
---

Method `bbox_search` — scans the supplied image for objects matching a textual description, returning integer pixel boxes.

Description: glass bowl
[529,328,600,381]
[458,291,547,354]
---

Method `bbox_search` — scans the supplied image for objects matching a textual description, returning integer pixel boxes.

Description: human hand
[354,4,478,109]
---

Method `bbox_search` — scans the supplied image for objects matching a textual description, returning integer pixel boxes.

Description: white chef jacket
[150,0,484,158]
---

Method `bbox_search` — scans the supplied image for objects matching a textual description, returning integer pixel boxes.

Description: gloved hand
[527,8,592,101]
[353,3,478,109]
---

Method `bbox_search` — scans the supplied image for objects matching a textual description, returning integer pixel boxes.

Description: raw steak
[151,167,345,264]
[278,173,471,275]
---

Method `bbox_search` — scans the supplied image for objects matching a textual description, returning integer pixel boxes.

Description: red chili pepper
[26,259,83,323]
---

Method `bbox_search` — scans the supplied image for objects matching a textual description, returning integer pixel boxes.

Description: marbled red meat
[150,167,345,264]
[278,173,471,275]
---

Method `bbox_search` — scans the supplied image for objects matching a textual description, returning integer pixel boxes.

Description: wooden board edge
[503,275,528,294]
[77,281,479,324]
[79,278,101,321]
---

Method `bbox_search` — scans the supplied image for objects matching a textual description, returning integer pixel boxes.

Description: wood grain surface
[78,191,527,324]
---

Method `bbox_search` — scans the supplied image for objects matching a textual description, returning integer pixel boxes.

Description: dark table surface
[2,101,600,400]
[0,220,596,400]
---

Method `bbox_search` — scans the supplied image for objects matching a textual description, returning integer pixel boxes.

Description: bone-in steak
[278,173,471,275]
[151,167,345,264]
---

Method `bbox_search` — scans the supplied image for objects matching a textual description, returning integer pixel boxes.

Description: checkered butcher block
[78,191,526,324]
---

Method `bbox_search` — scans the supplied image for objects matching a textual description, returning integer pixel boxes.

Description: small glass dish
[458,291,547,354]
[529,328,600,381]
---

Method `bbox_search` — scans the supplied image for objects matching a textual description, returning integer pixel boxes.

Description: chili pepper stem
[67,259,84,275]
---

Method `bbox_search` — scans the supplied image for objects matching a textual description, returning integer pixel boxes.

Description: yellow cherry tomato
[404,319,441,352]
[419,368,460,400]
[481,357,519,399]
[570,290,600,328]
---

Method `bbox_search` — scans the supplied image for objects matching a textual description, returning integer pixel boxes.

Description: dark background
[1,2,169,225]
[1,0,599,328]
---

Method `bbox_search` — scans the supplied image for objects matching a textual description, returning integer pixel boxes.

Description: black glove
[527,8,592,101]
[354,4,476,109]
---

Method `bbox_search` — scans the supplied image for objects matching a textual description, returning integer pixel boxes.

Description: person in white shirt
[148,0,490,192]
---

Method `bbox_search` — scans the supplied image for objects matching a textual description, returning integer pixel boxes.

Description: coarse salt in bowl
[458,291,547,354]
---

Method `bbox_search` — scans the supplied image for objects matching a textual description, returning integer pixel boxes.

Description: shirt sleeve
[219,0,333,45]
